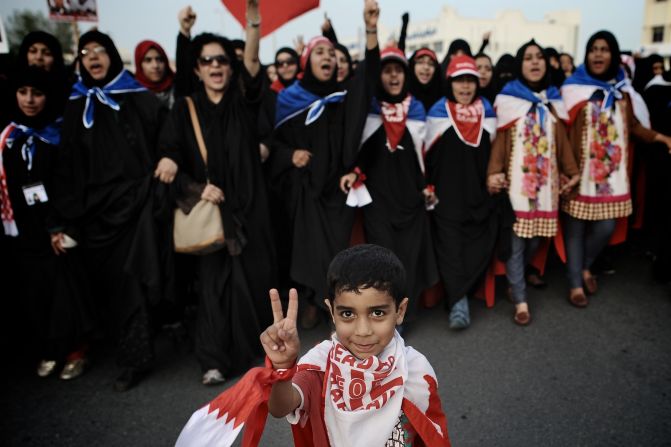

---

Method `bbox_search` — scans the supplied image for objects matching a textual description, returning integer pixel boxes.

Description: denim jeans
[563,214,616,289]
[506,233,542,304]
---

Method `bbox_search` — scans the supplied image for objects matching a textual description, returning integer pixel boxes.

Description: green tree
[6,10,76,58]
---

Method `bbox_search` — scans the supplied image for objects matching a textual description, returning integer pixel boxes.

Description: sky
[1,0,646,64]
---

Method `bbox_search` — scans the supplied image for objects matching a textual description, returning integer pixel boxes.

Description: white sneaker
[202,369,226,385]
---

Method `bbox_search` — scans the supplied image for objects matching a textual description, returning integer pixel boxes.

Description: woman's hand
[260,143,270,163]
[201,184,225,204]
[339,172,358,194]
[364,0,380,29]
[260,288,301,370]
[655,133,671,154]
[50,232,67,256]
[487,173,508,194]
[560,174,580,196]
[154,157,178,184]
[178,5,197,37]
[292,149,312,168]
[422,187,438,207]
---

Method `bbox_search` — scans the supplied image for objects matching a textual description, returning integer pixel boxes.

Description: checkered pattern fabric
[513,217,558,238]
[562,198,632,221]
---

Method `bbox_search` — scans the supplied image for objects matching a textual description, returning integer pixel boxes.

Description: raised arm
[244,0,261,77]
[398,12,409,52]
[321,13,339,43]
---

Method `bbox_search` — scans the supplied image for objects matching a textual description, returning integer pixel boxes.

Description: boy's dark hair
[326,244,406,306]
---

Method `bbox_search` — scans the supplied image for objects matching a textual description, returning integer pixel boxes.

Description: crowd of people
[1,0,670,394]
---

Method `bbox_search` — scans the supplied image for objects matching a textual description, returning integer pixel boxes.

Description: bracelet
[247,16,261,27]
[365,27,377,34]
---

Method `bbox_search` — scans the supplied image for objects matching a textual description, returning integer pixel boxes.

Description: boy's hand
[260,288,300,370]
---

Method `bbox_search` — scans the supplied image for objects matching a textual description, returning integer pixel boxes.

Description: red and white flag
[221,0,319,38]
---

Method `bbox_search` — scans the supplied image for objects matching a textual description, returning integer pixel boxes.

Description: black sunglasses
[275,58,297,68]
[198,55,231,66]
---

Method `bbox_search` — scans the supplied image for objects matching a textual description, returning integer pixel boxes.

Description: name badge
[22,182,49,206]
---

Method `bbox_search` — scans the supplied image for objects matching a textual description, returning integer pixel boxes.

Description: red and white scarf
[0,123,18,237]
[291,331,450,447]
[425,97,497,151]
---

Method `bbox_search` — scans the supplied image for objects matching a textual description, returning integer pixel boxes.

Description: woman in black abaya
[1,66,93,380]
[158,0,277,385]
[425,55,499,330]
[53,30,168,391]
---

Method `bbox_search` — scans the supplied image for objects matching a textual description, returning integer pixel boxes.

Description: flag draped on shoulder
[360,94,427,171]
[425,96,496,151]
[69,69,146,129]
[175,358,296,447]
[275,82,347,128]
[495,79,567,131]
[561,64,649,127]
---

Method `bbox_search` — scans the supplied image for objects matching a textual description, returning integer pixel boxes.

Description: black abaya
[159,67,276,374]
[425,127,498,308]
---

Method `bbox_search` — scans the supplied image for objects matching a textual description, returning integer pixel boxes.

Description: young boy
[261,244,450,446]
[175,244,450,446]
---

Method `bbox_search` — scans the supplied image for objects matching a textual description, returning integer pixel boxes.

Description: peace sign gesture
[260,288,301,370]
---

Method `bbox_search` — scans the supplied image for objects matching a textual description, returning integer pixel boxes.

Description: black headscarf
[514,40,551,93]
[11,66,59,130]
[494,53,515,94]
[408,48,442,111]
[77,30,124,88]
[475,52,496,102]
[633,53,665,92]
[542,46,565,87]
[584,30,621,82]
[442,38,473,71]
[376,58,408,104]
[274,47,300,87]
[17,31,65,73]
[334,43,353,83]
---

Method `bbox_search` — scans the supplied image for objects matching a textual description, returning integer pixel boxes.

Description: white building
[640,0,671,56]
[341,6,580,62]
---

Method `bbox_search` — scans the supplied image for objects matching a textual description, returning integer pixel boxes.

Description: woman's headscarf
[274,46,300,87]
[376,47,408,104]
[299,36,338,97]
[11,66,59,129]
[17,31,64,73]
[514,39,550,92]
[134,40,174,93]
[408,47,442,110]
[494,53,515,94]
[334,43,353,83]
[77,30,124,88]
[584,30,621,82]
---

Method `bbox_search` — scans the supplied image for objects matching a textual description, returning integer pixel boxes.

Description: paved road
[2,248,671,446]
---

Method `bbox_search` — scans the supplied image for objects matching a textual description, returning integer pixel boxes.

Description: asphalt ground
[2,246,671,446]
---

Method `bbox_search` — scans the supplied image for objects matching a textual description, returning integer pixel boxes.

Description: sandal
[569,291,589,308]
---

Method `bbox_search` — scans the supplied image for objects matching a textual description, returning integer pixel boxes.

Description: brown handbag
[173,97,226,255]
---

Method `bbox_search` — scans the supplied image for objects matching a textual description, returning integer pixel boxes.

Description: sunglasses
[80,46,107,58]
[198,55,231,66]
[276,59,297,68]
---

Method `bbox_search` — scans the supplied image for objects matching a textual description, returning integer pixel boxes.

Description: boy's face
[325,288,408,360]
